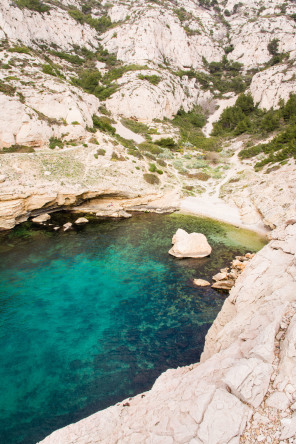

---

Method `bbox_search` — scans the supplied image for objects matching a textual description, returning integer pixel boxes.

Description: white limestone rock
[265,391,291,411]
[223,357,272,408]
[74,217,89,225]
[169,228,212,259]
[193,279,211,287]
[250,63,296,110]
[32,213,51,224]
[0,0,98,50]
[197,388,252,444]
[63,222,73,231]
[106,69,212,121]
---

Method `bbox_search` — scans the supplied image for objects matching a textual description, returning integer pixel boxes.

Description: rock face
[38,221,296,444]
[169,228,212,258]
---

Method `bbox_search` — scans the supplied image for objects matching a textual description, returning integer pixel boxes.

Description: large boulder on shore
[169,228,212,259]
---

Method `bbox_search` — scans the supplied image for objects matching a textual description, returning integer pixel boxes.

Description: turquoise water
[0,213,266,444]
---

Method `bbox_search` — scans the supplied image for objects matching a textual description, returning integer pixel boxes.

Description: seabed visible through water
[0,212,266,444]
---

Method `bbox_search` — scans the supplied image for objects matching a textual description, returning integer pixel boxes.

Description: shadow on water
[0,212,266,444]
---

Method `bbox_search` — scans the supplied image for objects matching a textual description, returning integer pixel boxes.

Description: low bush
[15,0,50,12]
[138,74,161,85]
[0,81,16,96]
[156,137,177,149]
[138,142,162,154]
[121,119,156,136]
[1,144,34,154]
[143,173,160,184]
[8,46,30,54]
[92,115,115,134]
[49,138,64,149]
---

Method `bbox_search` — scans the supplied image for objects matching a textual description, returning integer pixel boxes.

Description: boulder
[0,174,6,183]
[169,229,212,259]
[63,222,73,231]
[74,217,89,225]
[193,279,211,287]
[211,280,235,290]
[32,213,51,224]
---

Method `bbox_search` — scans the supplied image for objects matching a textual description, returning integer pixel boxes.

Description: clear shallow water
[0,213,266,444]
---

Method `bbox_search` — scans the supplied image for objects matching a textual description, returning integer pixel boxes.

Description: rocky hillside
[0,0,296,146]
[0,0,295,232]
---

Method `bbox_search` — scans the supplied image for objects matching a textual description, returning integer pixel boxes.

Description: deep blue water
[0,212,266,444]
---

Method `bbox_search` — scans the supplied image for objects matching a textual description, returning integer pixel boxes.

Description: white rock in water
[74,217,89,225]
[63,222,72,231]
[169,228,212,259]
[32,213,51,223]
[193,279,211,287]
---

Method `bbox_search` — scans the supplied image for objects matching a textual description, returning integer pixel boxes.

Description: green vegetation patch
[49,138,64,149]
[143,173,160,184]
[0,81,16,96]
[176,56,251,95]
[172,108,219,152]
[121,118,157,136]
[68,9,112,33]
[218,94,296,169]
[92,115,115,134]
[15,0,50,12]
[1,144,34,154]
[138,74,161,85]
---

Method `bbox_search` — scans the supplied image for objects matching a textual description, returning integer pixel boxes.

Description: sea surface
[0,212,266,444]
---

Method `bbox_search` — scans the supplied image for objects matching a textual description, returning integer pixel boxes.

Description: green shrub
[138,142,162,155]
[1,144,34,154]
[0,81,16,96]
[15,0,50,12]
[186,171,210,180]
[42,64,62,77]
[267,38,279,56]
[97,148,106,155]
[157,159,166,167]
[8,46,30,54]
[89,137,99,144]
[156,137,177,149]
[92,115,115,134]
[68,9,112,33]
[51,51,84,65]
[143,173,160,184]
[138,74,161,85]
[49,138,64,149]
[149,163,157,172]
[121,119,156,135]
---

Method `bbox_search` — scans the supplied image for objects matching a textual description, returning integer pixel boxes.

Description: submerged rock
[32,213,51,224]
[63,222,72,231]
[74,217,89,225]
[193,279,211,287]
[169,228,212,259]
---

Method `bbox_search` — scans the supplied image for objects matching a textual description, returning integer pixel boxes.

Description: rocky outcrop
[106,69,212,121]
[169,228,212,258]
[0,0,98,50]
[250,62,296,110]
[211,253,255,290]
[39,221,296,444]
